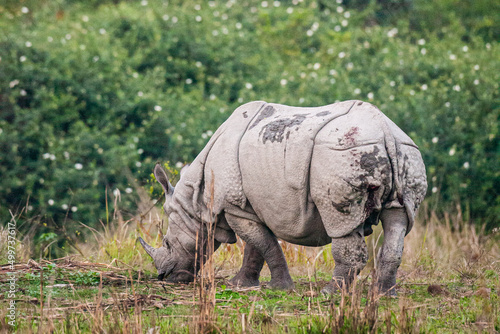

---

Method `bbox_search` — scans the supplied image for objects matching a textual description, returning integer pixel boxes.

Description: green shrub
[0,0,498,255]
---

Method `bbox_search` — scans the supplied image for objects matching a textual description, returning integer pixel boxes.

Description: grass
[1,202,499,333]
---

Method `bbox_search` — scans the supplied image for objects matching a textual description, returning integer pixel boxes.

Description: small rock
[427,284,448,296]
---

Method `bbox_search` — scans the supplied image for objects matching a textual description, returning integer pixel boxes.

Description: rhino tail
[379,116,414,235]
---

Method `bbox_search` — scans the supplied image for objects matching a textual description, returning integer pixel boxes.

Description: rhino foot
[320,282,340,295]
[228,274,260,288]
[268,277,295,290]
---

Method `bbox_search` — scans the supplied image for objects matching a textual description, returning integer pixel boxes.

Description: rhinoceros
[139,100,427,295]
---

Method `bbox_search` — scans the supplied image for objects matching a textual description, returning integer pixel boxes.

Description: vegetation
[1,206,499,332]
[0,0,498,252]
[0,0,498,332]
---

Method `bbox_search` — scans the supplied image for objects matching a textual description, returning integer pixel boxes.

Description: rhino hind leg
[228,243,265,288]
[225,213,294,290]
[322,226,368,294]
[376,207,408,296]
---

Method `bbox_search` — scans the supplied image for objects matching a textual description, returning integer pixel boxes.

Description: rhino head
[138,163,197,282]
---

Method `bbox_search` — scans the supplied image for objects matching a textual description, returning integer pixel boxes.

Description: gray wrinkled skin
[139,100,427,295]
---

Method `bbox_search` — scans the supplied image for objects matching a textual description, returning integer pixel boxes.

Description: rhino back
[238,101,358,245]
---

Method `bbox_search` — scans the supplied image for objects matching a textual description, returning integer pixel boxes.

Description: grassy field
[1,204,499,333]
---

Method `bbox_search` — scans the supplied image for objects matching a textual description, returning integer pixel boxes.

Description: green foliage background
[0,0,498,253]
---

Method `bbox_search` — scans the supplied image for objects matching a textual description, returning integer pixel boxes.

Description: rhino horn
[138,237,157,259]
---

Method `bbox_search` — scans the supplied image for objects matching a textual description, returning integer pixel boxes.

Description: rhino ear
[154,163,174,195]
[179,163,190,178]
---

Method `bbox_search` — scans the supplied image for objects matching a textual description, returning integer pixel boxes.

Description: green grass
[1,257,498,333]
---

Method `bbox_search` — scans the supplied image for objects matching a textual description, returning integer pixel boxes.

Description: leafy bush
[0,0,498,254]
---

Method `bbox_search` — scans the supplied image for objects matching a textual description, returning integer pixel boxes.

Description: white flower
[125,188,133,194]
[449,54,457,60]
[420,48,427,55]
[82,15,89,22]
[20,56,27,62]
[25,41,32,47]
[99,28,106,35]
[113,188,120,197]
[445,102,450,107]
[462,46,468,52]
[367,92,374,100]
[48,36,53,42]
[21,7,29,13]
[194,4,201,10]
[48,199,54,206]
[329,69,338,76]
[287,7,293,14]
[236,22,242,29]
[71,206,78,212]
[172,16,178,23]
[186,78,193,84]
[418,39,425,45]
[389,81,396,87]
[410,90,415,96]
[449,148,456,156]
[313,63,321,70]
[463,162,470,169]
[334,25,341,32]
[20,89,27,96]
[43,153,50,159]
[154,105,162,111]
[336,6,344,13]
[432,137,439,143]
[207,130,213,136]
[210,94,216,100]
[62,204,69,210]
[65,34,71,40]
[274,1,281,7]
[389,95,394,101]
[141,0,148,5]
[421,84,428,90]
[473,79,479,85]
[201,133,208,139]
[432,187,438,193]
[346,62,353,70]
[132,72,139,78]
[299,97,305,104]
[162,14,169,21]
[344,11,350,18]
[387,28,398,38]
[338,51,346,58]
[137,91,143,97]
[195,15,202,22]
[453,85,461,92]
[135,161,142,167]
[261,1,268,8]
[137,148,144,154]
[280,79,288,86]
[64,151,70,159]
[336,0,343,3]
[75,163,83,170]
[474,64,480,71]
[354,88,361,95]
[212,30,219,36]
[175,161,183,169]
[245,83,253,89]
[306,30,314,37]
[93,56,99,62]
[341,20,348,27]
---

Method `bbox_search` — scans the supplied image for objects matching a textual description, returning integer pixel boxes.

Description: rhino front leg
[225,213,294,290]
[228,243,265,287]
[322,226,368,294]
[377,208,407,296]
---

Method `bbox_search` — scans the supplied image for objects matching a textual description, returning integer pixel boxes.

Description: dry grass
[2,198,499,333]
